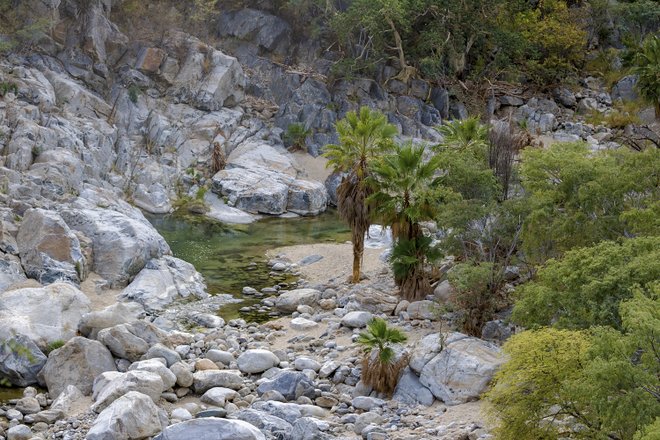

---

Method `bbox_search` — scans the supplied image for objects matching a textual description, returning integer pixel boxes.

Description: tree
[357,318,408,395]
[369,143,443,300]
[436,116,489,151]
[512,236,660,330]
[488,290,660,440]
[632,35,660,119]
[324,107,396,283]
[520,142,660,263]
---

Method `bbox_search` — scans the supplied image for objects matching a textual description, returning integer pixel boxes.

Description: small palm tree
[632,35,660,119]
[324,107,397,283]
[357,318,408,395]
[369,144,443,300]
[436,116,489,151]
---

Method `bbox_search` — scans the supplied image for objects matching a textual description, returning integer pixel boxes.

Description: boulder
[51,385,84,415]
[409,332,466,374]
[86,391,163,440]
[340,311,373,328]
[41,337,116,398]
[92,370,164,412]
[193,370,244,393]
[393,368,435,406]
[212,167,289,215]
[236,349,280,374]
[6,425,32,440]
[154,418,265,440]
[0,253,27,291]
[419,335,504,405]
[135,47,167,73]
[200,387,238,406]
[0,283,91,350]
[290,317,319,331]
[433,280,453,302]
[293,357,321,372]
[170,361,194,388]
[274,289,321,313]
[0,334,47,387]
[60,208,170,287]
[118,256,207,312]
[128,359,177,390]
[611,75,638,102]
[144,343,182,367]
[233,409,293,438]
[16,209,86,284]
[79,302,145,339]
[256,370,316,401]
[97,324,150,362]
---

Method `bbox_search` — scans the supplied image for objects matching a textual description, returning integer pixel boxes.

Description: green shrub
[357,318,408,395]
[283,123,311,151]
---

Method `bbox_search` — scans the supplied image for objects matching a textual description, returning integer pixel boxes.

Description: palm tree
[632,35,660,119]
[369,144,443,300]
[357,318,408,395]
[324,107,397,283]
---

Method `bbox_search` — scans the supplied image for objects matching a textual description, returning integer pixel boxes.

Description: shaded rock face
[256,370,316,401]
[17,208,86,284]
[0,283,91,350]
[41,336,117,398]
[0,334,47,387]
[217,9,292,55]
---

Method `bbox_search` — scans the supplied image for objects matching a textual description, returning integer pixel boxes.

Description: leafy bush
[447,262,500,336]
[632,35,660,119]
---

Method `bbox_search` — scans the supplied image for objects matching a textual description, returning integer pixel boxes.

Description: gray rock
[17,208,86,284]
[0,334,47,387]
[293,357,321,372]
[290,317,319,331]
[498,96,524,106]
[250,401,302,424]
[15,397,40,415]
[291,417,328,440]
[354,412,383,435]
[419,335,504,405]
[318,361,340,379]
[0,253,27,291]
[154,418,265,440]
[97,324,150,362]
[611,75,638,102]
[481,319,515,343]
[129,359,177,390]
[237,349,280,374]
[341,311,373,328]
[257,370,316,401]
[433,280,453,302]
[170,362,194,388]
[145,343,182,367]
[201,387,237,406]
[6,424,31,440]
[171,407,193,421]
[409,332,466,374]
[193,370,244,393]
[553,87,577,108]
[87,391,163,440]
[0,283,91,350]
[79,302,145,339]
[393,368,435,406]
[51,385,84,415]
[352,396,385,411]
[119,256,207,312]
[233,409,292,437]
[60,207,170,288]
[205,349,234,366]
[92,370,164,412]
[41,336,116,398]
[218,9,291,54]
[274,288,321,313]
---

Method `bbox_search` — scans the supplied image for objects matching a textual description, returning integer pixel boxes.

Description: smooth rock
[86,391,163,440]
[193,370,244,393]
[341,311,373,328]
[393,368,435,406]
[274,289,321,313]
[256,370,316,401]
[237,349,280,374]
[153,417,265,440]
[92,370,164,412]
[0,334,47,387]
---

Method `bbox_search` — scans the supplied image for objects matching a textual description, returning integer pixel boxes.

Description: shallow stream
[148,210,350,320]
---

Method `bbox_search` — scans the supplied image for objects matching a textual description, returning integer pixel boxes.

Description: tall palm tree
[357,318,408,395]
[369,144,443,300]
[632,35,660,119]
[324,107,397,283]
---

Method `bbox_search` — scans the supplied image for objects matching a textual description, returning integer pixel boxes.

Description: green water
[0,386,24,403]
[148,211,350,319]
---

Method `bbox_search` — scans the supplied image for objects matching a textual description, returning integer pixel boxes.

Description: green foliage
[447,262,500,336]
[357,318,408,395]
[632,35,660,118]
[284,123,311,151]
[0,0,52,53]
[585,100,644,128]
[488,291,660,440]
[513,236,660,330]
[46,339,65,354]
[520,143,660,262]
[0,81,18,97]
[436,117,489,151]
